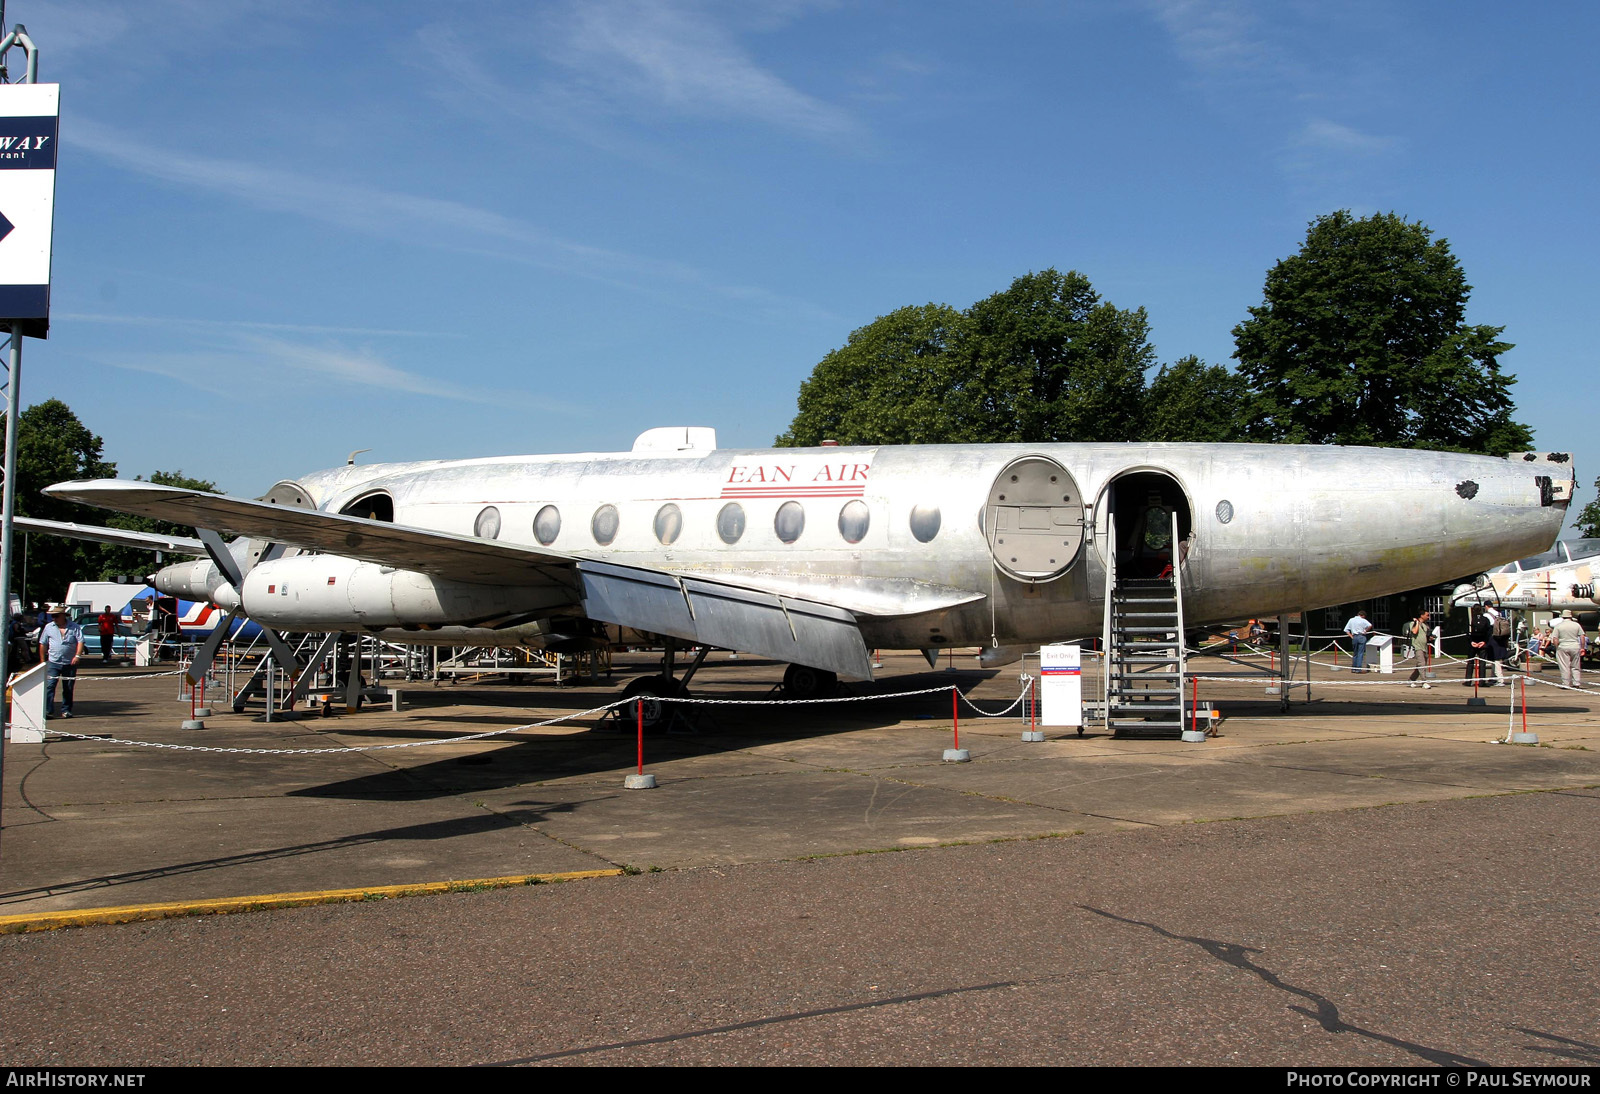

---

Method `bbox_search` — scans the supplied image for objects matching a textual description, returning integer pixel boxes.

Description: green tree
[1576,477,1600,539]
[1233,210,1532,455]
[779,269,1154,446]
[98,470,218,580]
[951,269,1152,443]
[777,303,965,447]
[4,399,117,606]
[1143,356,1250,442]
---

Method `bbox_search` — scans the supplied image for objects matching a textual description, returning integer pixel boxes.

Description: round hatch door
[985,455,1086,582]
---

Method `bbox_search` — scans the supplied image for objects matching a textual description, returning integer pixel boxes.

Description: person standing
[37,605,85,719]
[1344,609,1373,672]
[1549,610,1585,689]
[96,605,118,664]
[1483,605,1508,685]
[1464,609,1493,687]
[1406,610,1433,689]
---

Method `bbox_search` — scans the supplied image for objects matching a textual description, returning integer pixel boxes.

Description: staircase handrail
[1171,511,1187,734]
[1102,511,1116,722]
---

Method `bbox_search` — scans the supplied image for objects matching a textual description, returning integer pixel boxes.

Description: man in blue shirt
[1344,609,1374,672]
[37,605,84,719]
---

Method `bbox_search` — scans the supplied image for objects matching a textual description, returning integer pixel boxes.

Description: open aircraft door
[984,455,1086,582]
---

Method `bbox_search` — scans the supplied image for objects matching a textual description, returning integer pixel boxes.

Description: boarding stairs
[1102,513,1188,739]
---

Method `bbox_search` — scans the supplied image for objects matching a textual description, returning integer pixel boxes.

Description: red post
[1474,660,1481,700]
[1030,677,1036,735]
[952,687,960,750]
[1521,675,1528,735]
[1191,675,1198,735]
[636,699,644,775]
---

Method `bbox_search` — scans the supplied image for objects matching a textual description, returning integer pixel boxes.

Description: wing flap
[578,560,873,679]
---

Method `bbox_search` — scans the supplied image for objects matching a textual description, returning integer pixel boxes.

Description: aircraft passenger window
[775,501,805,544]
[654,503,682,545]
[838,500,870,544]
[533,505,561,546]
[909,504,940,543]
[592,504,619,546]
[717,502,745,544]
[474,506,501,540]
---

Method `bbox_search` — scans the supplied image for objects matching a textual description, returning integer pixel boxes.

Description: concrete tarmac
[2,650,1598,1065]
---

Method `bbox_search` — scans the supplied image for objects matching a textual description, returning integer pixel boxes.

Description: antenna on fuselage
[347,449,371,465]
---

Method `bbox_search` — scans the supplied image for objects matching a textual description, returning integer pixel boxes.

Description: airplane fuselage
[187,441,1571,654]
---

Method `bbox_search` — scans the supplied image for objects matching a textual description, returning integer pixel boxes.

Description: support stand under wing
[577,560,874,680]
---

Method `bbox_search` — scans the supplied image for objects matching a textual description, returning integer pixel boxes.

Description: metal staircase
[1102,513,1188,739]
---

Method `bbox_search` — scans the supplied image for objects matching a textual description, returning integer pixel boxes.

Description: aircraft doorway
[1100,470,1193,579]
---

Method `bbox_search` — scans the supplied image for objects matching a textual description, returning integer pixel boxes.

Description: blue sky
[21,0,1600,528]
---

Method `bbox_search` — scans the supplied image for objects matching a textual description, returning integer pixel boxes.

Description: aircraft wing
[45,480,576,586]
[45,480,985,679]
[14,516,207,556]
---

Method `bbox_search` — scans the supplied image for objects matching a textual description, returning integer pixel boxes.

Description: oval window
[474,506,502,540]
[654,503,682,545]
[838,500,870,544]
[909,504,941,543]
[775,500,805,544]
[716,502,745,545]
[533,504,561,546]
[591,504,619,546]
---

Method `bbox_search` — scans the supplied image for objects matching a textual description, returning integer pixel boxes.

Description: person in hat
[1548,610,1585,689]
[37,605,85,719]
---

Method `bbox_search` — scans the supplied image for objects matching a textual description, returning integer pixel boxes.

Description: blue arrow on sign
[0,209,12,243]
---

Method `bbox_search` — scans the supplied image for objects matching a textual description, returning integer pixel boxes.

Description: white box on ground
[6,661,46,742]
[1369,633,1393,674]
[1039,643,1082,727]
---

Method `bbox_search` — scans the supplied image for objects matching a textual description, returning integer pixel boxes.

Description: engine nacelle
[237,555,572,629]
[153,558,226,602]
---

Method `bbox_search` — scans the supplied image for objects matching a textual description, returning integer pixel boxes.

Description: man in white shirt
[37,605,85,719]
[1344,609,1373,672]
[1549,610,1585,689]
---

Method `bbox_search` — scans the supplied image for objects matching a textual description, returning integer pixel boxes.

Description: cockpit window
[1517,549,1559,570]
[1563,539,1600,562]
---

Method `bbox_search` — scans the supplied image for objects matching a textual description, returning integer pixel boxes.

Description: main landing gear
[781,663,838,700]
[619,639,708,732]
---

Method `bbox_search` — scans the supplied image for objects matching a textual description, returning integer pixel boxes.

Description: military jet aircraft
[45,429,1574,711]
[1451,538,1600,616]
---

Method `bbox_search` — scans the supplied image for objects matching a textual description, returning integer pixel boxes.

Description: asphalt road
[3,788,1597,1066]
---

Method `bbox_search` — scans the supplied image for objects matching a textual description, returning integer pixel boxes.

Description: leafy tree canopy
[99,470,218,580]
[1232,210,1532,455]
[5,399,117,606]
[1575,478,1600,540]
[1143,356,1250,443]
[779,269,1159,446]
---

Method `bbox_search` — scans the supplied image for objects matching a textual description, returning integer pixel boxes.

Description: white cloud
[81,330,569,411]
[551,0,857,138]
[65,117,838,325]
[1294,119,1397,157]
[56,312,462,339]
[422,1,859,146]
[1144,0,1280,81]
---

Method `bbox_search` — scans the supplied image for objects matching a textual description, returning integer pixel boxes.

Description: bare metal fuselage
[149,441,1572,655]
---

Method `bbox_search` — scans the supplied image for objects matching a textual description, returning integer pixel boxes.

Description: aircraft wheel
[620,675,686,731]
[782,664,838,700]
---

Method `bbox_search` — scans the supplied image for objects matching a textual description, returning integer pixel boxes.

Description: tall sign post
[0,17,54,865]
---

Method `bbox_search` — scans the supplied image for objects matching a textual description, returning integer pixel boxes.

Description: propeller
[184,527,304,689]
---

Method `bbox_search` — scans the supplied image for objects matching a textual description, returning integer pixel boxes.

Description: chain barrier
[37,683,1033,756]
